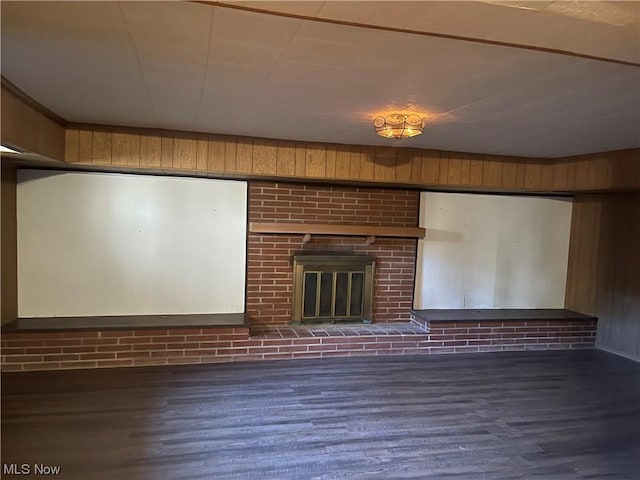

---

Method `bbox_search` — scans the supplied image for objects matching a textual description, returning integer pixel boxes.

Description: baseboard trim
[596,345,640,363]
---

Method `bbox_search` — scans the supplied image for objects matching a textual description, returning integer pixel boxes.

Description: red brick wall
[1,319,597,371]
[413,316,597,353]
[247,182,420,325]
[1,327,250,371]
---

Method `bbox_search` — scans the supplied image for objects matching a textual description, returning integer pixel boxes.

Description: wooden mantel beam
[249,222,426,239]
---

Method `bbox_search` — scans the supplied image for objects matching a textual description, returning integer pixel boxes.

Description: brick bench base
[2,312,598,371]
[411,308,597,354]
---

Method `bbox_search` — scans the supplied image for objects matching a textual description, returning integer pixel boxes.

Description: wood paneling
[565,193,640,361]
[501,159,517,187]
[539,159,554,190]
[565,196,602,314]
[437,152,449,184]
[482,157,502,187]
[93,130,113,165]
[374,148,395,182]
[515,160,527,188]
[160,136,174,169]
[236,138,253,173]
[139,134,161,169]
[395,149,412,184]
[447,155,461,185]
[224,136,237,172]
[552,161,569,190]
[420,151,439,184]
[524,161,542,190]
[0,83,66,161]
[359,147,375,181]
[349,146,361,179]
[304,145,326,178]
[207,136,225,173]
[276,141,296,177]
[195,135,208,172]
[78,130,93,162]
[294,143,306,177]
[1,164,18,324]
[468,154,484,186]
[112,132,140,167]
[458,154,471,186]
[173,136,197,171]
[325,145,336,178]
[63,126,639,193]
[253,139,277,176]
[335,147,351,180]
[65,129,80,164]
[594,193,640,361]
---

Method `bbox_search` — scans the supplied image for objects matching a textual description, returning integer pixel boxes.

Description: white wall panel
[17,170,247,317]
[414,192,572,309]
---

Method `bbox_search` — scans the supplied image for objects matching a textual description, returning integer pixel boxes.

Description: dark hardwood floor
[2,350,639,479]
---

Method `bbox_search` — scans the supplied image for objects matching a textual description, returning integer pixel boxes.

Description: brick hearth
[1,316,596,371]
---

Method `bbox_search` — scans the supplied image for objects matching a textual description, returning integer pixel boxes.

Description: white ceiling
[1,1,639,158]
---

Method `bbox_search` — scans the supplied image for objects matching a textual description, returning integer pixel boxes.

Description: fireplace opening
[292,255,375,324]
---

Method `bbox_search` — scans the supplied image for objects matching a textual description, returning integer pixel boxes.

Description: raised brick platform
[411,309,597,354]
[1,324,432,372]
[1,310,598,372]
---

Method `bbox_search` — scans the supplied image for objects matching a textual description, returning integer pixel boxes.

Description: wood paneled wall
[1,163,18,324]
[64,126,639,193]
[565,196,602,314]
[566,193,640,361]
[0,83,66,161]
[1,80,637,192]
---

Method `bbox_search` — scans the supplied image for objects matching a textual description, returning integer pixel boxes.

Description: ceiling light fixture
[373,114,425,139]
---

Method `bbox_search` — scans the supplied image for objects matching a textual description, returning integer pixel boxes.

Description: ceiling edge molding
[1,81,66,161]
[555,148,640,162]
[1,76,67,127]
[192,1,640,67]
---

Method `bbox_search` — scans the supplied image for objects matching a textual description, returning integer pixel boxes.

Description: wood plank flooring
[2,350,639,479]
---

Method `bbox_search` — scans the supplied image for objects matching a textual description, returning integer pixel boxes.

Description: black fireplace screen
[292,255,375,324]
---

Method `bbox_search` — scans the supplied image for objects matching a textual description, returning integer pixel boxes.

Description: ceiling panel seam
[192,1,640,68]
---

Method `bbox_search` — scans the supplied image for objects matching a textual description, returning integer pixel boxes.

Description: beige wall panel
[17,170,248,317]
[416,192,572,309]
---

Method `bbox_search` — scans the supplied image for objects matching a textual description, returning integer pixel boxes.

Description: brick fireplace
[1,181,600,372]
[246,182,419,326]
[292,254,376,324]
